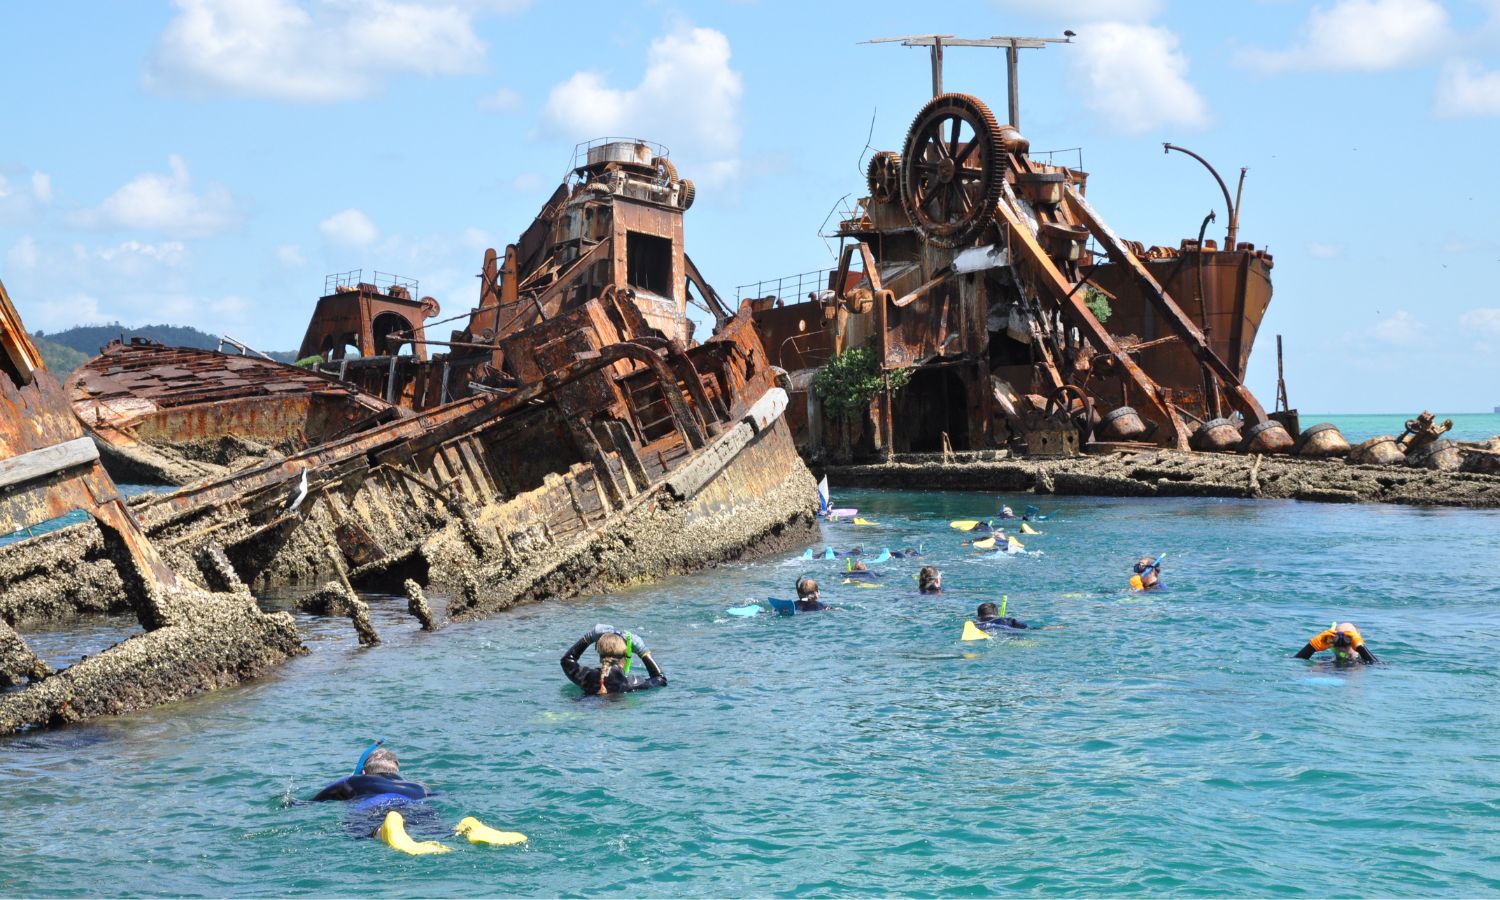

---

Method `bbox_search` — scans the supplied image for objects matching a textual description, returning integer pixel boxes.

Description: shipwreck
[1,140,816,733]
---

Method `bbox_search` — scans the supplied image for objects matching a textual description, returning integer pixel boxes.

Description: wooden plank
[0,437,99,490]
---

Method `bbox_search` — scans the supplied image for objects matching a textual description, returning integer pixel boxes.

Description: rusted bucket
[1349,435,1405,466]
[1406,439,1463,472]
[1099,406,1149,441]
[1190,417,1241,452]
[1293,422,1351,459]
[1239,420,1294,454]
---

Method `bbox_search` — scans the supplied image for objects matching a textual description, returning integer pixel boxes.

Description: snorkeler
[1130,555,1164,591]
[918,565,942,594]
[795,577,830,611]
[312,745,432,806]
[890,546,924,559]
[1295,622,1378,665]
[561,624,668,695]
[974,601,1028,631]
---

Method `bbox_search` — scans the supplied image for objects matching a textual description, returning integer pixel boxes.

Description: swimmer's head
[851,561,869,572]
[977,602,999,620]
[1133,556,1156,574]
[1002,506,1013,516]
[918,565,942,593]
[363,748,400,777]
[596,631,628,662]
[796,576,819,600]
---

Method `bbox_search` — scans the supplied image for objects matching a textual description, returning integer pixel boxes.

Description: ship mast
[862,32,1073,129]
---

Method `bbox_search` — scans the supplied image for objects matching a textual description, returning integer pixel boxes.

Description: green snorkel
[353,737,385,775]
[623,631,634,675]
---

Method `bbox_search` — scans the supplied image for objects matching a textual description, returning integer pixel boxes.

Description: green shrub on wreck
[1084,287,1112,324]
[293,354,324,369]
[812,342,911,420]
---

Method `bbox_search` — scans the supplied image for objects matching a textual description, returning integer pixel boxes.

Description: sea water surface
[4,491,1500,897]
[1312,412,1499,444]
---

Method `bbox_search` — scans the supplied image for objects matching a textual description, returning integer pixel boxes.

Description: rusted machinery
[309,138,731,411]
[752,92,1295,461]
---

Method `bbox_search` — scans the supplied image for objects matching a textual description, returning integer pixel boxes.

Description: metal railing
[323,269,419,298]
[734,268,833,305]
[567,137,670,176]
[1033,147,1085,171]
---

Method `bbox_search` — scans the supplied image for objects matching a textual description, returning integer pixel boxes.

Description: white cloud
[320,208,379,246]
[25,293,105,332]
[95,240,189,268]
[1238,0,1450,72]
[478,86,522,111]
[71,155,240,238]
[1369,310,1427,345]
[1436,60,1500,117]
[0,175,10,199]
[1308,241,1343,258]
[146,0,510,103]
[511,172,542,191]
[30,172,52,203]
[991,0,1163,24]
[1459,307,1500,336]
[1070,23,1209,134]
[7,236,39,270]
[276,243,307,266]
[544,24,743,186]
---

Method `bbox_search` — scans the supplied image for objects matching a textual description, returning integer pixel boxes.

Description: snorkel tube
[1129,553,1167,591]
[623,632,634,676]
[353,738,386,775]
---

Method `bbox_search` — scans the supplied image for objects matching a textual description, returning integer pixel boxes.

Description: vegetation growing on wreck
[1084,287,1112,324]
[812,342,911,420]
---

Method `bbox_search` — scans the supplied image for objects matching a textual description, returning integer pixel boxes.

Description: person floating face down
[311,747,432,806]
[795,576,829,612]
[1132,556,1163,590]
[918,565,942,594]
[974,601,1028,632]
[561,625,668,695]
[1295,622,1378,665]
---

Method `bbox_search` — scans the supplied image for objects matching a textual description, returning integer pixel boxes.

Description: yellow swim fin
[1020,522,1040,535]
[455,816,527,847]
[972,537,996,550]
[961,621,993,641]
[842,579,881,587]
[378,810,452,855]
[852,517,879,526]
[949,520,981,531]
[1007,536,1024,551]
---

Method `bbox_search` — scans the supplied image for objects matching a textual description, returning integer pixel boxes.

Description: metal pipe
[1162,143,1234,248]
[1005,43,1020,127]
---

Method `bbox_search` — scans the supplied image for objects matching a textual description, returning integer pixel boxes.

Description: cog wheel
[866,151,902,204]
[651,156,677,186]
[678,178,696,210]
[899,93,1006,248]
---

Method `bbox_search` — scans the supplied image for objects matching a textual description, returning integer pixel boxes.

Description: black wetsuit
[1294,643,1377,664]
[976,616,1028,632]
[311,773,431,804]
[561,638,668,694]
[795,597,829,612]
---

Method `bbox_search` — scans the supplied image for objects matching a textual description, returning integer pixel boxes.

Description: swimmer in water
[561,625,668,695]
[890,546,924,559]
[311,747,432,805]
[974,601,1028,631]
[1295,622,1377,665]
[1131,556,1163,590]
[795,576,830,611]
[918,565,942,594]
[997,505,1017,519]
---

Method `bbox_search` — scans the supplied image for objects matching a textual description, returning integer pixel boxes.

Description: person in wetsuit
[311,747,432,806]
[974,601,1028,632]
[561,625,667,695]
[918,565,943,594]
[1132,556,1163,590]
[1295,622,1377,665]
[795,576,829,612]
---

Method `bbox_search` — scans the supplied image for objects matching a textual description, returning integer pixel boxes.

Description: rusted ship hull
[0,275,302,735]
[67,340,400,485]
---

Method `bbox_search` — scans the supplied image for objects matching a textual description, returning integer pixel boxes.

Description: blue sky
[1,0,1497,413]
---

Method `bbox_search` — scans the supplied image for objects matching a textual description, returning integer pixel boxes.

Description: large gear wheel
[866,151,901,204]
[899,93,1006,248]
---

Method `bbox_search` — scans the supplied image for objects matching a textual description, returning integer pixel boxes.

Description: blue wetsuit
[976,616,1029,632]
[312,773,431,808]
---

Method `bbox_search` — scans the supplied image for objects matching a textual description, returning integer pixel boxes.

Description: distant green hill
[31,323,297,366]
[31,336,90,376]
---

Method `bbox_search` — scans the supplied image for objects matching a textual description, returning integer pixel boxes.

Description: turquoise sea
[4,490,1500,897]
[1309,412,1500,444]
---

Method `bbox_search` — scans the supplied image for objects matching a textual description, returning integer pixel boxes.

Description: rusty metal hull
[67,340,400,484]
